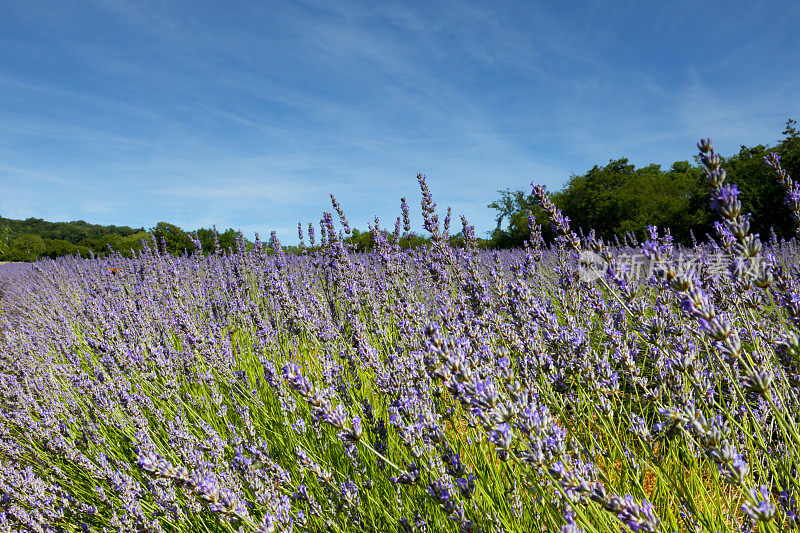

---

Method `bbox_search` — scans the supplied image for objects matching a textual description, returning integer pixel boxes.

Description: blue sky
[1,0,799,243]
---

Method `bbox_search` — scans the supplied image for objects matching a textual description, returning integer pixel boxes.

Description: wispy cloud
[152,179,326,204]
[0,164,88,189]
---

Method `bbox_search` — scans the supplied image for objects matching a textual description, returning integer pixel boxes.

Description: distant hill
[0,217,261,261]
[1,216,144,245]
[0,216,149,261]
[0,214,461,262]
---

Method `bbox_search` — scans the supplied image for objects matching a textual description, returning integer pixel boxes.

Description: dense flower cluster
[2,141,800,532]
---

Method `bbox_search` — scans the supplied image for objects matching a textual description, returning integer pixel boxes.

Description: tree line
[0,218,454,261]
[2,119,798,261]
[488,119,800,247]
[0,217,148,261]
[0,218,253,262]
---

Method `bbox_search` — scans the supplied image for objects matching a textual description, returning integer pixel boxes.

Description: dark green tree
[8,234,46,261]
[218,228,240,253]
[346,228,376,252]
[487,189,557,248]
[194,227,246,255]
[488,120,800,247]
[0,224,9,257]
[117,231,151,256]
[151,222,193,255]
[721,120,800,239]
[41,238,87,259]
[557,159,710,242]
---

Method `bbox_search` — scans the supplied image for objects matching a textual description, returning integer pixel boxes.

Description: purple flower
[390,462,420,486]
[743,485,776,522]
[488,423,514,452]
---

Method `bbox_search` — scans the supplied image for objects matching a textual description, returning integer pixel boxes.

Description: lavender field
[3,141,800,533]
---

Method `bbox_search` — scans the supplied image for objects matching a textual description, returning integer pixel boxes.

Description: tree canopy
[489,119,800,247]
[3,120,798,260]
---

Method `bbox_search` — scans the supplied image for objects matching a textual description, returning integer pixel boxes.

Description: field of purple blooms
[2,140,800,532]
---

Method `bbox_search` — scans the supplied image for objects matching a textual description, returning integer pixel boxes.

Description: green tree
[8,234,45,261]
[721,120,800,239]
[487,189,556,248]
[194,227,247,255]
[346,228,376,252]
[116,231,150,256]
[0,224,9,257]
[218,228,240,253]
[151,222,193,255]
[557,159,710,242]
[41,238,87,259]
[488,121,800,247]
